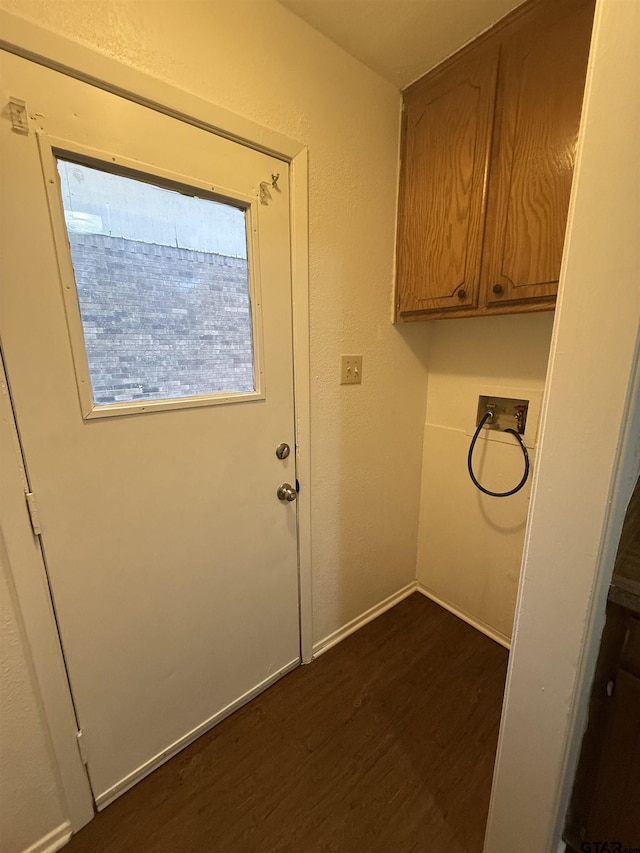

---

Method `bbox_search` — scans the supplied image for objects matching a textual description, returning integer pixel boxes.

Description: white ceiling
[277,0,526,89]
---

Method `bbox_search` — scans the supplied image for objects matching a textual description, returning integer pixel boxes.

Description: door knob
[277,483,297,502]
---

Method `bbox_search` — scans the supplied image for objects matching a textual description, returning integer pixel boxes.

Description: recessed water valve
[476,395,529,435]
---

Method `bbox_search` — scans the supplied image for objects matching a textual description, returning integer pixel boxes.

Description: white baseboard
[416,584,511,649]
[312,581,418,659]
[22,823,72,853]
[312,581,512,659]
[95,657,300,809]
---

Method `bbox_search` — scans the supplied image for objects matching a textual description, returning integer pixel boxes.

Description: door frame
[0,10,312,833]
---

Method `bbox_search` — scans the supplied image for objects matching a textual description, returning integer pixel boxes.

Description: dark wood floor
[65,594,508,853]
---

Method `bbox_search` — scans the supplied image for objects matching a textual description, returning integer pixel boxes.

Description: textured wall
[0,533,68,853]
[416,313,554,641]
[69,234,253,403]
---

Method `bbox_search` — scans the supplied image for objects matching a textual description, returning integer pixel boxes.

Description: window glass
[57,159,255,405]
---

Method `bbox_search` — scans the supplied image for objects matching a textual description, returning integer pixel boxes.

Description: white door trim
[1,354,95,831]
[0,10,312,833]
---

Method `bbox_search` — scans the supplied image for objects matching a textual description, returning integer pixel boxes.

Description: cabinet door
[396,47,498,318]
[587,665,640,846]
[484,0,594,308]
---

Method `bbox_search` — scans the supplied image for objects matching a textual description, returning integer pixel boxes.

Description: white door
[0,52,300,808]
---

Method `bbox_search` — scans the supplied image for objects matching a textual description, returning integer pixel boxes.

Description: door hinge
[9,97,29,135]
[76,729,89,765]
[25,491,42,536]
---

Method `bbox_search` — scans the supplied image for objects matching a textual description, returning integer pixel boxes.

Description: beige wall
[0,0,431,645]
[0,534,68,853]
[417,313,554,641]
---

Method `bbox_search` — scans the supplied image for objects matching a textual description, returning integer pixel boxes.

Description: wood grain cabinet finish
[395,0,595,322]
[396,48,498,315]
[484,0,595,309]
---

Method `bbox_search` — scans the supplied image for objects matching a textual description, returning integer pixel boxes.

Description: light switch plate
[340,355,362,385]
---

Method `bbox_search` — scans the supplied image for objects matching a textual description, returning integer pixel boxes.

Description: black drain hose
[468,412,530,498]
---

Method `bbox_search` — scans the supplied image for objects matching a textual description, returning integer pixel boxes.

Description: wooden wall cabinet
[395,0,595,323]
[395,46,499,314]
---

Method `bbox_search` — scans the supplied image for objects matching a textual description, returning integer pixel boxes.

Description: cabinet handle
[493,283,504,295]
[457,289,467,300]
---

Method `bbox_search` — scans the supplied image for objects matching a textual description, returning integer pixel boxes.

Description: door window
[52,154,262,417]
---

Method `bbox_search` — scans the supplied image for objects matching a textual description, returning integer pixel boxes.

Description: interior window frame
[38,134,266,419]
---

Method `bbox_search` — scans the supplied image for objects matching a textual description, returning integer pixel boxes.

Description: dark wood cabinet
[565,478,640,850]
[587,665,640,844]
[395,0,595,322]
